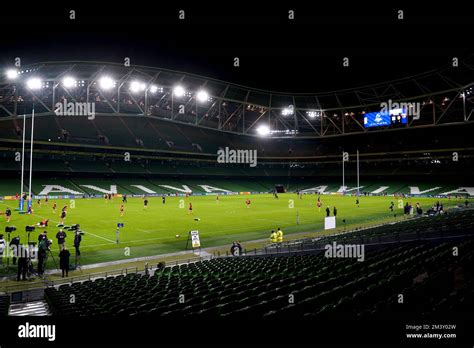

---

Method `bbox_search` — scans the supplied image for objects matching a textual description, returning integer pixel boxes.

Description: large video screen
[363,111,391,128]
[363,109,408,128]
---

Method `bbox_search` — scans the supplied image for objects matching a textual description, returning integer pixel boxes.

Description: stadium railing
[249,209,474,256]
[0,255,211,295]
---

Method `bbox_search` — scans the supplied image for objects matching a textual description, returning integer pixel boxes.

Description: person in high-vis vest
[276,228,283,243]
[270,230,278,243]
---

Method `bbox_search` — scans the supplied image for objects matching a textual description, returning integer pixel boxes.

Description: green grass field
[0,194,470,268]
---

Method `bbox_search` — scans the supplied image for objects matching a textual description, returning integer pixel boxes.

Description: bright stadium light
[306,110,320,118]
[6,69,18,80]
[62,76,76,88]
[256,125,270,136]
[129,81,146,93]
[173,85,185,97]
[282,105,294,116]
[150,85,163,94]
[98,76,115,90]
[196,90,209,103]
[26,77,42,90]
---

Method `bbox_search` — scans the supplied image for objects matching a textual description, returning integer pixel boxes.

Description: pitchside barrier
[2,191,271,200]
[1,191,472,201]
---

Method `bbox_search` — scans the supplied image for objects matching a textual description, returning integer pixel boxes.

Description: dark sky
[0,1,472,93]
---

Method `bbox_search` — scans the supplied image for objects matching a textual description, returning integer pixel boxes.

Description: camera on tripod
[10,236,20,246]
[25,226,35,232]
[5,226,16,233]
[70,224,84,235]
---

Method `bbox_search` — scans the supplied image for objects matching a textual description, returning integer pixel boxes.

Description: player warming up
[60,205,68,224]
[36,219,49,228]
[245,198,251,208]
[120,204,125,217]
[52,202,57,213]
[143,197,149,210]
[3,207,12,223]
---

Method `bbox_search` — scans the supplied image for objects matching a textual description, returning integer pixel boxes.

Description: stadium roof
[1,58,473,138]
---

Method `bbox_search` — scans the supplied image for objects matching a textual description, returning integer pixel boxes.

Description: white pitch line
[32,213,116,244]
[137,228,152,234]
[79,229,116,244]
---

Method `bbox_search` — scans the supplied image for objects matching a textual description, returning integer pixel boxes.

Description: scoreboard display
[364,109,408,128]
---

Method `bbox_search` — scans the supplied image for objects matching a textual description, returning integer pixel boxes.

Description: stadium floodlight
[196,90,209,103]
[256,125,270,136]
[129,81,146,94]
[150,85,158,94]
[26,77,42,90]
[306,110,320,118]
[173,85,185,97]
[98,76,115,90]
[282,105,294,116]
[6,69,18,80]
[62,76,76,88]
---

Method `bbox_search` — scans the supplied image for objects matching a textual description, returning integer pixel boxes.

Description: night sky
[0,1,472,92]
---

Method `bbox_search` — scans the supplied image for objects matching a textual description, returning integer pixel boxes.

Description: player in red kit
[188,202,193,214]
